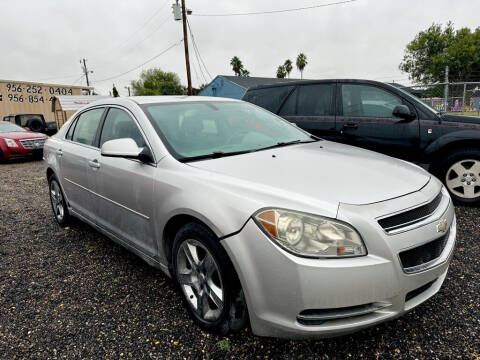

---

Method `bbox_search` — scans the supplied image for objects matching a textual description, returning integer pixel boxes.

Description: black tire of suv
[27,118,44,133]
[433,148,480,205]
[48,174,71,226]
[172,222,248,335]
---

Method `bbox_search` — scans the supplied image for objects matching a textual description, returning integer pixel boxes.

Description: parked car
[44,96,456,338]
[0,122,47,162]
[243,79,480,205]
[3,113,48,133]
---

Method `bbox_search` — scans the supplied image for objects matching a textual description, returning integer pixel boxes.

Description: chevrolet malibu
[44,96,456,338]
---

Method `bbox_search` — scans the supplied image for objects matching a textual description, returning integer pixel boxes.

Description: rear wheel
[48,174,70,226]
[172,223,247,335]
[435,148,480,205]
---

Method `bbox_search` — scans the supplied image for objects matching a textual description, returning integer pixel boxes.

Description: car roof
[82,95,242,108]
[245,79,393,91]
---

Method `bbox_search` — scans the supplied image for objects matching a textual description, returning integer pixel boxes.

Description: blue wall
[199,76,246,99]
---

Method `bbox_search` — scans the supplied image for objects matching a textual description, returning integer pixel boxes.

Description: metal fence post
[444,66,449,112]
[462,82,467,114]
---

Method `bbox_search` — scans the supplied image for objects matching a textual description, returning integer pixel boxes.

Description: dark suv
[243,79,480,205]
[3,114,48,134]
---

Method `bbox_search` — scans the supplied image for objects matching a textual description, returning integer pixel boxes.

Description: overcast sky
[1,0,479,96]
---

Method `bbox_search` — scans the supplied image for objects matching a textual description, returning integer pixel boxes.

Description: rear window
[18,115,44,127]
[243,86,294,113]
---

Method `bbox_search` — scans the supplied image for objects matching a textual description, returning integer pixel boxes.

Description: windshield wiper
[254,137,319,152]
[178,150,254,163]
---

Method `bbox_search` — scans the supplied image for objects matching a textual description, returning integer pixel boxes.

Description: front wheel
[172,223,247,335]
[435,148,480,205]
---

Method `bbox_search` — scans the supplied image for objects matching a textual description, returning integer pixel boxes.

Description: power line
[187,20,208,83]
[93,0,170,59]
[192,0,356,17]
[94,39,183,83]
[187,19,212,81]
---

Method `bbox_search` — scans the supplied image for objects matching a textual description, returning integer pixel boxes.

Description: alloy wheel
[176,239,224,322]
[445,159,480,199]
[50,180,65,222]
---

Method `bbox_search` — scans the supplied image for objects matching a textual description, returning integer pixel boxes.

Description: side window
[71,108,104,146]
[100,108,146,148]
[243,86,294,113]
[279,84,335,116]
[341,85,402,118]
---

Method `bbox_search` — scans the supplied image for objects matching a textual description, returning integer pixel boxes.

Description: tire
[0,150,4,163]
[27,118,44,133]
[48,174,71,226]
[433,148,480,205]
[172,223,248,335]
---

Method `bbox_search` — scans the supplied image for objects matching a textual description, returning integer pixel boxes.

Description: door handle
[88,159,100,169]
[56,149,63,157]
[342,122,358,130]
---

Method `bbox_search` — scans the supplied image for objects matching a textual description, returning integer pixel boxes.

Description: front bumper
[221,184,456,339]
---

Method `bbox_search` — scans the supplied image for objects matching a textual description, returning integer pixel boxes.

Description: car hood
[189,141,430,206]
[441,113,480,125]
[0,131,47,140]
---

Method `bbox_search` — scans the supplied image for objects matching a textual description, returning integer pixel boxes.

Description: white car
[44,96,456,338]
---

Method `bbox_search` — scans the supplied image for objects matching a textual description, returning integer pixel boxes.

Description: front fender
[425,130,480,156]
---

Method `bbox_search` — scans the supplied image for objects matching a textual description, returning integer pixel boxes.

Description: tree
[230,56,250,77]
[276,65,287,78]
[400,22,480,83]
[131,68,184,96]
[284,59,293,78]
[112,84,119,97]
[296,53,308,79]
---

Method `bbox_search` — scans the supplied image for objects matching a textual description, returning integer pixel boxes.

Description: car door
[278,83,337,140]
[59,107,105,221]
[335,83,420,159]
[90,106,157,257]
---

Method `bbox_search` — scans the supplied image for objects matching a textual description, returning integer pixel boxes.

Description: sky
[1,0,479,96]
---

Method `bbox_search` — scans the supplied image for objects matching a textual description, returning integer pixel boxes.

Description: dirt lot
[0,160,479,359]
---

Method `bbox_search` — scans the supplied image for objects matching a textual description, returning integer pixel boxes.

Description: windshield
[0,123,26,133]
[395,86,440,114]
[142,101,314,160]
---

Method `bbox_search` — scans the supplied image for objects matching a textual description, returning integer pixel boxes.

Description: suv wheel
[48,174,70,226]
[436,148,480,205]
[172,223,248,335]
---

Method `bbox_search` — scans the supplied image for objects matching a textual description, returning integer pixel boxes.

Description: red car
[0,121,48,162]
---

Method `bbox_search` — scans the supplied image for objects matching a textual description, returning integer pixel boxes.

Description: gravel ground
[0,160,479,360]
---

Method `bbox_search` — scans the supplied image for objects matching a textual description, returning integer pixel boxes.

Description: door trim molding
[64,177,150,220]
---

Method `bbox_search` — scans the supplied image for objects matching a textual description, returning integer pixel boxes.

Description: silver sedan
[44,96,456,338]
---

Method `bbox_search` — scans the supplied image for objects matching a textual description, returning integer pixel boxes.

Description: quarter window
[341,85,402,118]
[71,108,104,146]
[100,108,146,148]
[243,86,294,113]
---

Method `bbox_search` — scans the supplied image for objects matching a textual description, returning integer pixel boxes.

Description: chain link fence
[396,82,480,116]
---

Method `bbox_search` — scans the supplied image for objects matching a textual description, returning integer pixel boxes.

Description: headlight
[254,208,367,258]
[4,138,18,148]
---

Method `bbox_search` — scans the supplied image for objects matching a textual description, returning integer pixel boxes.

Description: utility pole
[181,0,192,95]
[444,65,449,112]
[124,86,131,96]
[80,59,92,87]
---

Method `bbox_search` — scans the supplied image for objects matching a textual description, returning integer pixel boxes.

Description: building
[52,95,110,128]
[0,79,91,123]
[199,75,302,99]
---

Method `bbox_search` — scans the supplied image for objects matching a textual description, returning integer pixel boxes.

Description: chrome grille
[378,192,443,232]
[19,138,46,149]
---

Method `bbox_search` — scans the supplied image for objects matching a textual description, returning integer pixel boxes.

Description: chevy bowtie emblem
[437,219,448,233]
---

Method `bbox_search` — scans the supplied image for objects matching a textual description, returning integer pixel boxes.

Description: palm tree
[296,53,308,79]
[284,59,293,78]
[230,56,243,76]
[276,65,287,78]
[240,68,250,77]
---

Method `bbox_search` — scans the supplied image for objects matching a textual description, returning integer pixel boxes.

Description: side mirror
[101,138,144,159]
[392,104,415,121]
